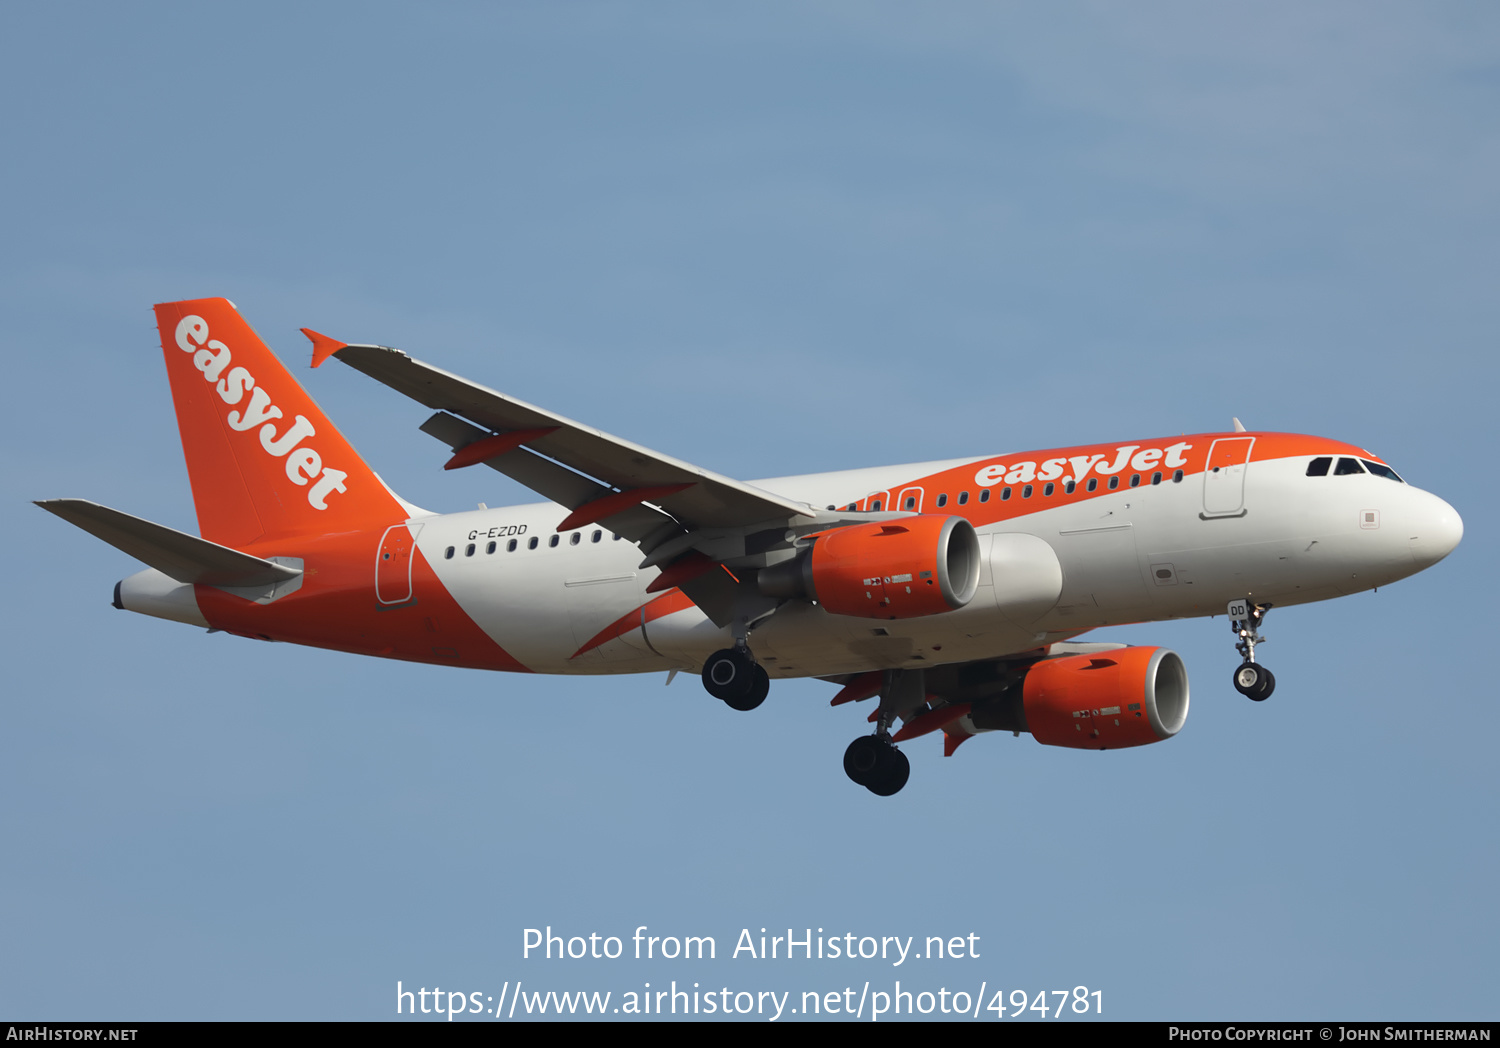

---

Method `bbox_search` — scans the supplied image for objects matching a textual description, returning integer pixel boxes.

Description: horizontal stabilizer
[35,499,302,587]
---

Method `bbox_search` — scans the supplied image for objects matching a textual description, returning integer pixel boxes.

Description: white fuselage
[418,453,1461,677]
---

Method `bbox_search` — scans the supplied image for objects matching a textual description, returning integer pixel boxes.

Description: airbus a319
[39,298,1463,796]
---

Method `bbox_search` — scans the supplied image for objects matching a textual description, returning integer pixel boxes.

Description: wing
[303,329,869,627]
[304,330,817,544]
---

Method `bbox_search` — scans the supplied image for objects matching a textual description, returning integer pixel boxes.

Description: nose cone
[1410,493,1463,569]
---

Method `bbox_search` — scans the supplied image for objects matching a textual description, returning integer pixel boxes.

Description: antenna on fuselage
[1232,417,1247,432]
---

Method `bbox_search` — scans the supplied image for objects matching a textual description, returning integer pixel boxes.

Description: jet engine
[759,515,981,619]
[1020,646,1189,749]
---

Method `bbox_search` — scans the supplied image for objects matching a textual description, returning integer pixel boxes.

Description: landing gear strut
[701,646,769,711]
[843,681,913,796]
[1227,598,1275,701]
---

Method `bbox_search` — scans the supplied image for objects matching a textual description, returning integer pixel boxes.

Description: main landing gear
[699,644,913,796]
[1227,598,1275,701]
[844,734,910,797]
[842,670,920,796]
[701,646,769,711]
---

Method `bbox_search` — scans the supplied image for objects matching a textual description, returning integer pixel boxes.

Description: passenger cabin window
[1129,474,1141,488]
[592,530,603,542]
[444,546,455,559]
[1087,478,1098,492]
[1362,460,1404,483]
[528,537,539,550]
[957,491,969,506]
[507,539,518,552]
[1307,457,1332,477]
[486,541,496,554]
[1022,484,1033,498]
[903,496,916,510]
[980,489,991,503]
[1334,457,1365,476]
[1109,476,1120,490]
[936,494,948,508]
[1000,487,1010,501]
[870,500,882,511]
[1173,469,1184,482]
[1064,480,1075,494]
[549,535,560,547]
[570,533,581,545]
[465,543,476,557]
[1151,471,1162,485]
[1043,482,1054,496]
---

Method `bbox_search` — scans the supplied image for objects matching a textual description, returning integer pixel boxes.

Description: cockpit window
[1362,459,1404,482]
[1334,457,1365,476]
[1306,457,1331,477]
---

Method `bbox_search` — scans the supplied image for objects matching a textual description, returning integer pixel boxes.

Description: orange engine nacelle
[1022,647,1190,749]
[759,515,981,619]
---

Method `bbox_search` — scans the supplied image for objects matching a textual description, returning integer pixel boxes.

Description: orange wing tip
[300,327,348,368]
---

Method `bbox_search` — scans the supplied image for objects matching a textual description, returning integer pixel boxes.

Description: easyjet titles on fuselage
[971,442,1195,489]
[174,314,349,511]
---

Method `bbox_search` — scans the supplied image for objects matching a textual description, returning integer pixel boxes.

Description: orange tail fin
[153,297,407,547]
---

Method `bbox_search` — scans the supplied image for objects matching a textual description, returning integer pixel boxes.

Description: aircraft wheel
[843,735,886,787]
[1232,662,1275,701]
[723,665,769,712]
[702,647,756,705]
[1250,667,1275,701]
[866,746,910,797]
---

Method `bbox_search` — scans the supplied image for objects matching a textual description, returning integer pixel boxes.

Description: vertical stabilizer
[153,298,406,547]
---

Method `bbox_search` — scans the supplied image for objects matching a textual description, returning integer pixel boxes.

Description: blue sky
[3,3,1496,1020]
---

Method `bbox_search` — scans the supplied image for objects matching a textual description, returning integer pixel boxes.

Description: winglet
[301,328,348,368]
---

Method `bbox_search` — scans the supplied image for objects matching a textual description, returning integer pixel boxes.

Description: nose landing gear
[1228,598,1275,701]
[1233,661,1275,701]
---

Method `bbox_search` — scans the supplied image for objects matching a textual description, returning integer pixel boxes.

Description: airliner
[38,298,1463,796]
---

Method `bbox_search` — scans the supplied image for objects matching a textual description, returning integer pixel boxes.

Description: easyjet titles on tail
[174,314,349,510]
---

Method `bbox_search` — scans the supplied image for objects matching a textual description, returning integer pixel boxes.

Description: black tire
[843,736,885,787]
[1232,663,1274,701]
[702,647,755,703]
[866,746,910,796]
[1250,667,1275,702]
[724,665,769,712]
